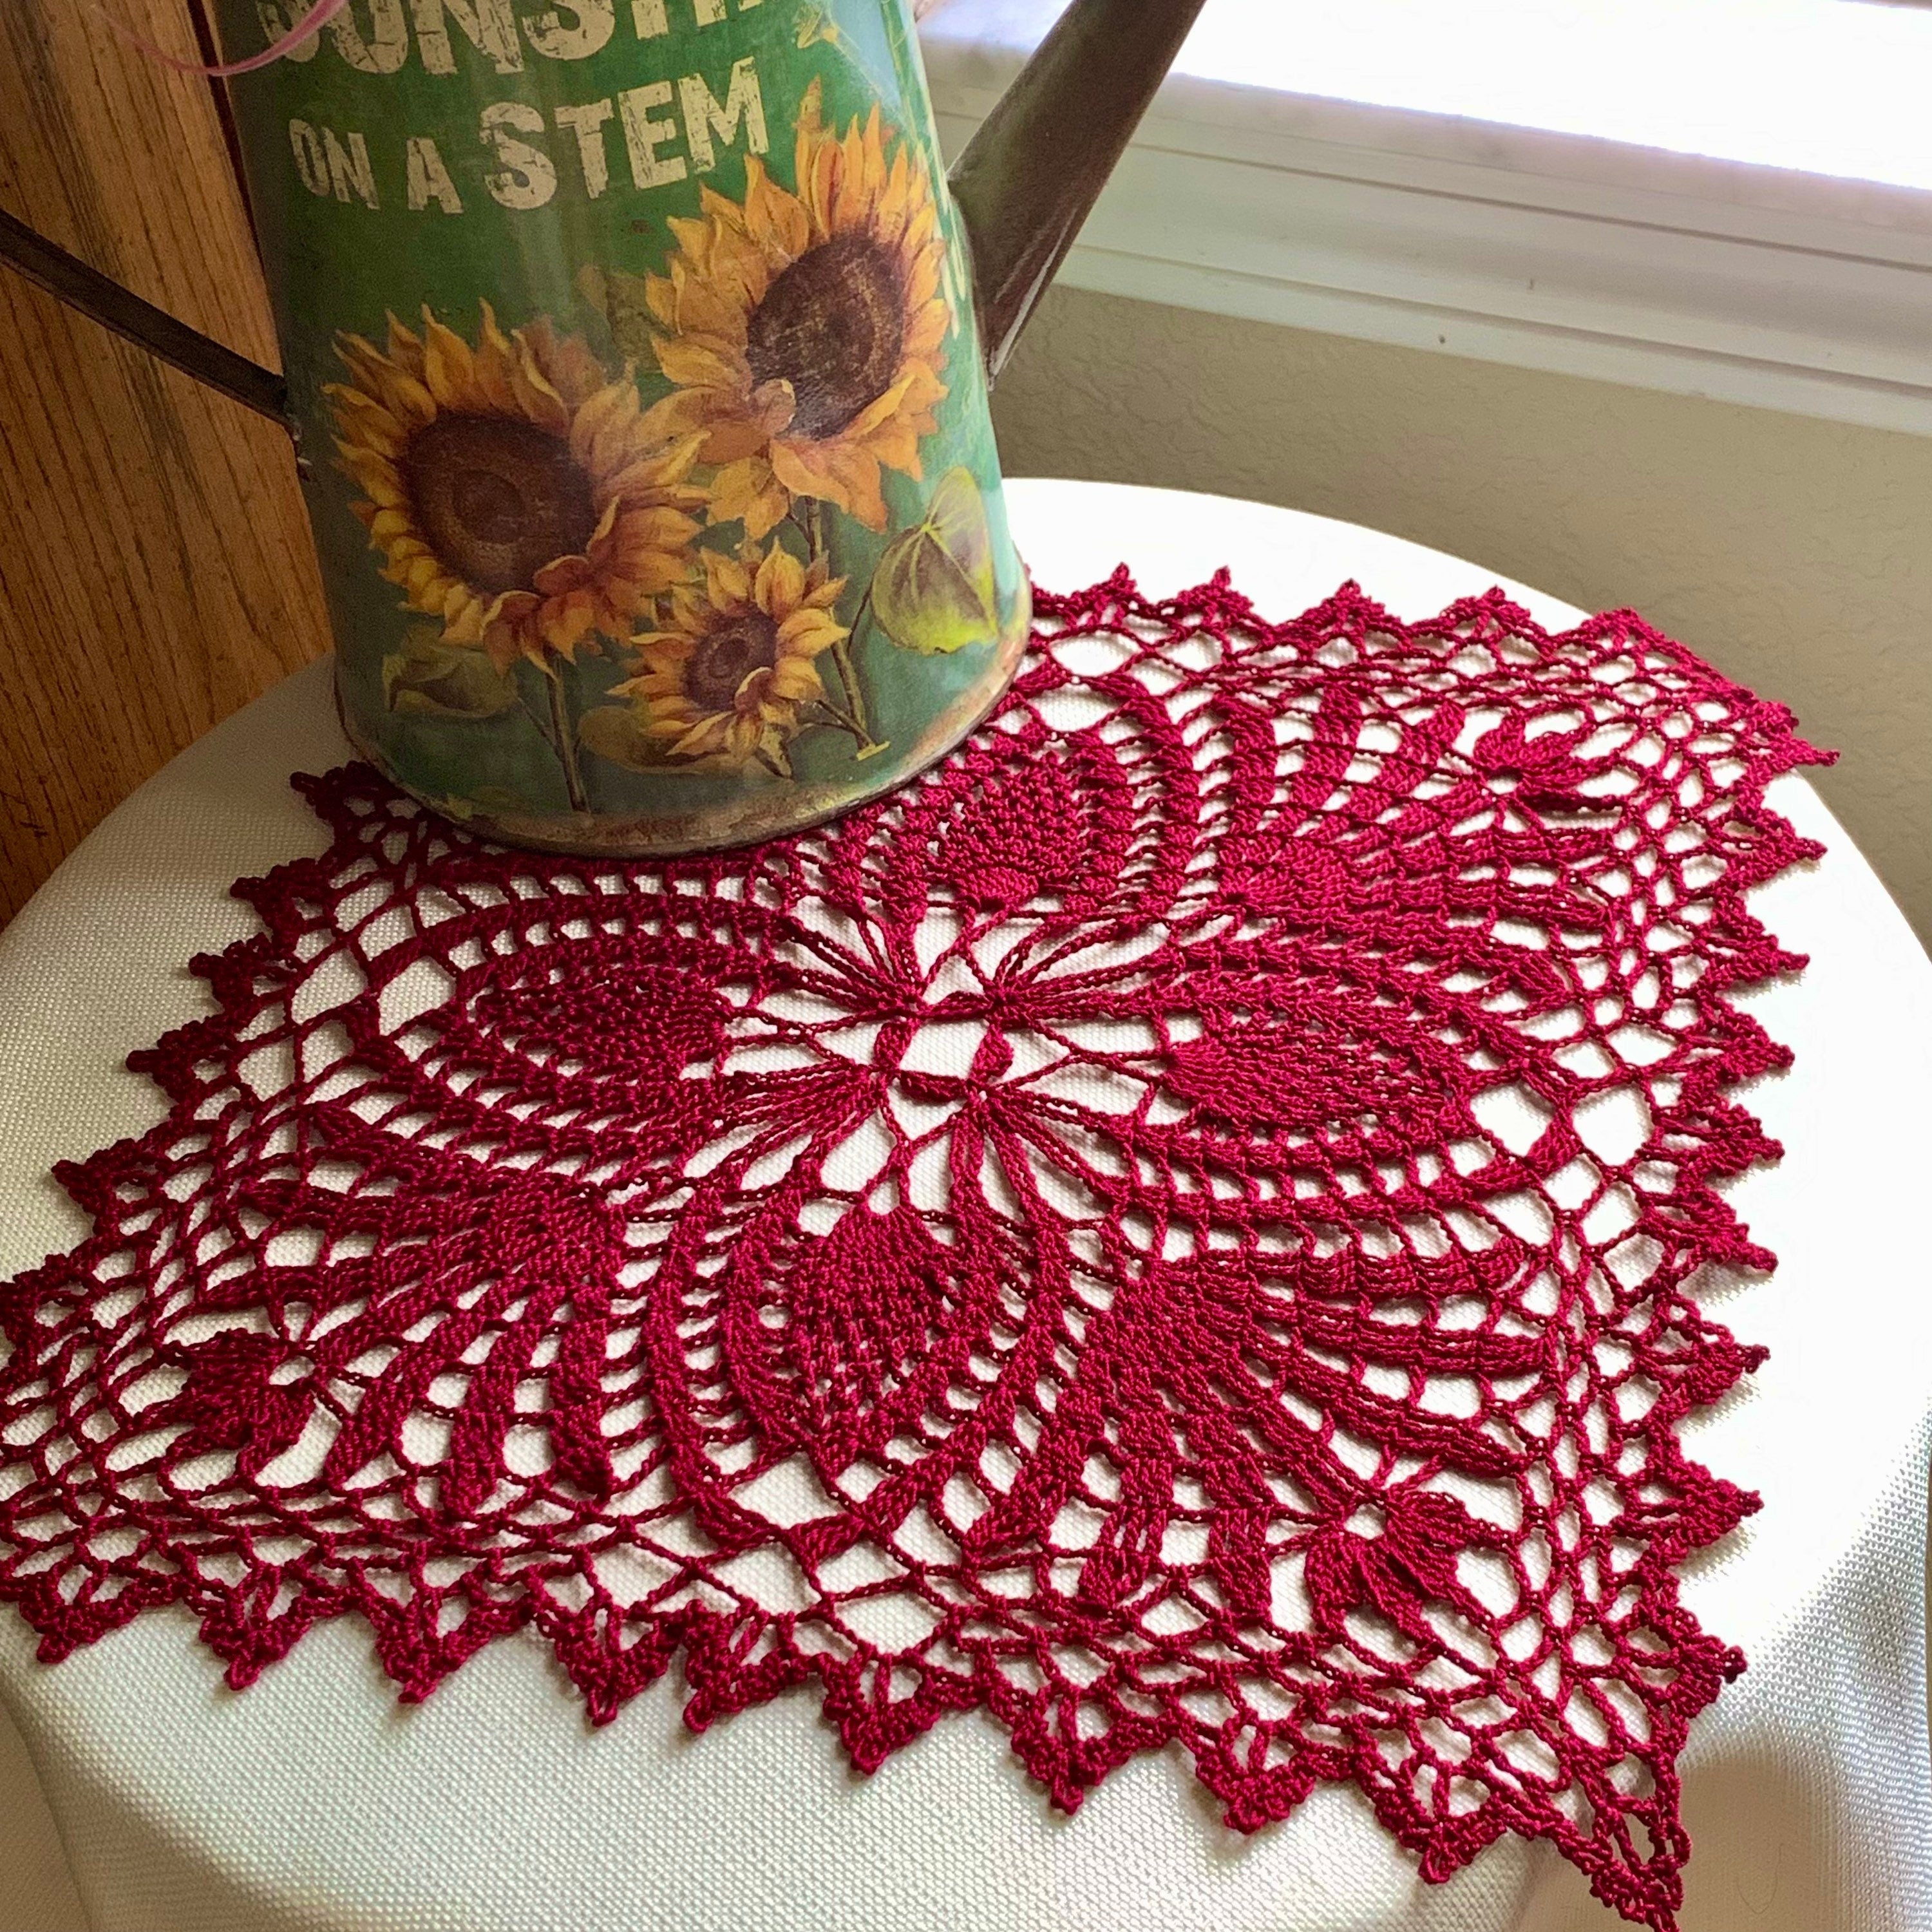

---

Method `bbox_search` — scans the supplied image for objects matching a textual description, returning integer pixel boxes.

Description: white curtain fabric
[0,482,1926,1932]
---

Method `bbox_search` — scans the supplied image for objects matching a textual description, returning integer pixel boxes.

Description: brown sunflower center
[745,232,907,441]
[687,611,781,714]
[403,415,597,596]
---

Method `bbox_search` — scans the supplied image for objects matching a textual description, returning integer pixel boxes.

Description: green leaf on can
[577,703,667,773]
[382,630,517,719]
[871,466,998,656]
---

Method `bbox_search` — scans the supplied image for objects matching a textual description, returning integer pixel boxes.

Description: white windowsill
[919,0,1932,435]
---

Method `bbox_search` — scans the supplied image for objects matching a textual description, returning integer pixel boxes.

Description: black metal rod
[0,204,289,427]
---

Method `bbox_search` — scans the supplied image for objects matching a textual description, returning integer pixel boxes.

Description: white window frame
[920,0,1932,435]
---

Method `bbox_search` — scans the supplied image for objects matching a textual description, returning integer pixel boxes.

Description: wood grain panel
[0,0,330,928]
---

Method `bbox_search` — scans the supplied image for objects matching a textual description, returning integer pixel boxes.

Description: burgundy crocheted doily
[0,573,1826,1928]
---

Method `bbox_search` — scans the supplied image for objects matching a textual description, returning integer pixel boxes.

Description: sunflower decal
[638,77,950,536]
[330,56,1006,821]
[605,541,848,773]
[328,305,706,674]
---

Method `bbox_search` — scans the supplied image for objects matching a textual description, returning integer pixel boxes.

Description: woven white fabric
[0,482,1926,1932]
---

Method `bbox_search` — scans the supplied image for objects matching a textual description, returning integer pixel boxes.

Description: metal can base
[332,582,1032,860]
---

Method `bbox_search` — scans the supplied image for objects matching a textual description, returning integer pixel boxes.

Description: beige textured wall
[992,286,1931,950]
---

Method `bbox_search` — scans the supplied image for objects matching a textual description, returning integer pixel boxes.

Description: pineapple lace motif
[0,574,1825,1929]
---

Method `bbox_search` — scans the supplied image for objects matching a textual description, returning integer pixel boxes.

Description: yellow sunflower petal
[795,75,826,150]
[743,155,811,264]
[420,309,488,413]
[670,715,734,759]
[772,437,888,532]
[708,457,790,539]
[615,551,696,601]
[665,262,750,342]
[701,549,753,608]
[860,415,925,478]
[776,607,848,658]
[504,332,573,436]
[610,504,703,560]
[337,445,406,508]
[569,375,641,480]
[654,333,750,396]
[833,119,876,232]
[444,594,488,645]
[842,368,920,442]
[526,316,607,408]
[330,302,706,670]
[532,553,595,597]
[753,544,806,618]
[904,250,945,314]
[332,331,391,393]
[470,301,527,415]
[383,313,428,381]
[904,298,949,362]
[767,657,824,703]
[537,594,600,658]
[601,433,706,504]
[638,386,729,443]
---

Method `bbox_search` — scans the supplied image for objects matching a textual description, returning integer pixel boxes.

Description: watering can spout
[947,0,1208,384]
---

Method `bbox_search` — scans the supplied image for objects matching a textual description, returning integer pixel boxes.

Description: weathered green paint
[215,0,1030,853]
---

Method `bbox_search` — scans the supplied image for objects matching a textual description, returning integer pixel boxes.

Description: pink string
[88,0,349,78]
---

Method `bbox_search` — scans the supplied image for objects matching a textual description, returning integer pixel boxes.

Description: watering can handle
[0,205,290,426]
[0,0,1205,419]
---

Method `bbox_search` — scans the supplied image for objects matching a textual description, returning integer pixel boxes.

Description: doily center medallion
[0,572,1826,1931]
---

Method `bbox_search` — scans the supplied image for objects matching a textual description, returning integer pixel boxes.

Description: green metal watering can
[3,0,1204,854]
